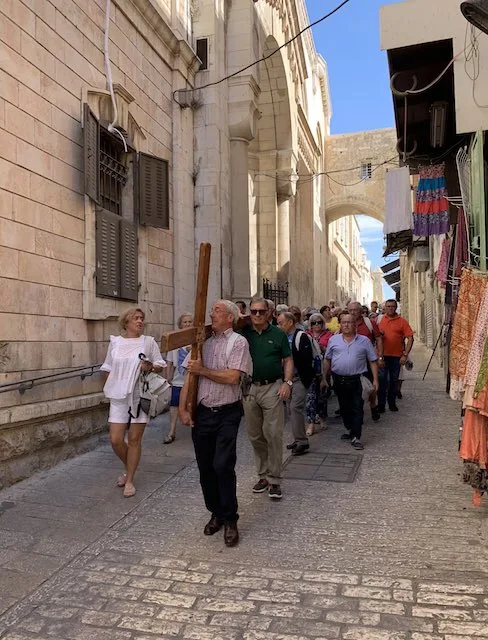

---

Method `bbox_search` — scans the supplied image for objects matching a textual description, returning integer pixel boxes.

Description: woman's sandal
[116,473,127,487]
[163,434,175,444]
[123,482,136,498]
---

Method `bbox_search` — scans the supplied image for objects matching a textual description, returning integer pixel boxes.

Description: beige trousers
[243,380,284,484]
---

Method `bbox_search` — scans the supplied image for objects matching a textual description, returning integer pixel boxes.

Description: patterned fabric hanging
[436,237,451,287]
[414,163,450,236]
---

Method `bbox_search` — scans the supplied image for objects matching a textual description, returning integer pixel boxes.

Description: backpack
[362,316,377,346]
[295,330,322,375]
[225,332,252,398]
[363,316,373,335]
[138,337,171,418]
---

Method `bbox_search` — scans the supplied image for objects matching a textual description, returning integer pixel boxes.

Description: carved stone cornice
[228,75,261,142]
[115,0,200,80]
[263,0,285,17]
[261,0,309,90]
[297,104,320,173]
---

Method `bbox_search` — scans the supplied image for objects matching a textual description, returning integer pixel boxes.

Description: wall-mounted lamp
[430,101,448,148]
[460,0,488,35]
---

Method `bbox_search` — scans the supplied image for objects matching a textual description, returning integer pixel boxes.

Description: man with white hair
[180,300,252,547]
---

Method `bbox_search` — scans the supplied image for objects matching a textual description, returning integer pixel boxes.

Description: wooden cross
[161,242,251,418]
[161,243,213,417]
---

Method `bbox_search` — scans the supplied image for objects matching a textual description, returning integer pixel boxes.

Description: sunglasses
[310,321,324,326]
[250,309,267,315]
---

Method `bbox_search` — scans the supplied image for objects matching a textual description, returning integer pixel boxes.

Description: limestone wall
[324,128,397,222]
[0,0,197,486]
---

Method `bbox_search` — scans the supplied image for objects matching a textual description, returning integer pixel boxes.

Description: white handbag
[360,375,374,402]
[139,371,171,418]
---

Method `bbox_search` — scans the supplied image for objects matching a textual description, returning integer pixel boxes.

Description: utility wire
[253,155,399,185]
[326,156,398,187]
[174,0,352,102]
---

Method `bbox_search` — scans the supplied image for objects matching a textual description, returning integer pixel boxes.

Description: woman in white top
[164,312,193,444]
[101,307,165,497]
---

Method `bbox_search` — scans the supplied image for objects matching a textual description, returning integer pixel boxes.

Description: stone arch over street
[324,128,398,225]
[325,200,384,224]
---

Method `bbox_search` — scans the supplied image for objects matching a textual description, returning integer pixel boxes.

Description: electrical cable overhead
[103,0,127,151]
[173,0,352,102]
[253,155,399,186]
[390,44,473,99]
[464,23,488,108]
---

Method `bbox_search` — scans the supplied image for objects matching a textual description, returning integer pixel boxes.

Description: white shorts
[108,398,148,424]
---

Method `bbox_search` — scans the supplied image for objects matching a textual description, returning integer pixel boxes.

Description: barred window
[83,103,169,302]
[360,161,372,180]
[99,130,128,215]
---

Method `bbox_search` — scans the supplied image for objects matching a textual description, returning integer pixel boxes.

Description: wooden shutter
[83,103,100,202]
[137,152,169,228]
[96,209,120,298]
[120,219,138,301]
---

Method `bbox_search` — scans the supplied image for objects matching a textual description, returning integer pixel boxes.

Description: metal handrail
[0,364,103,395]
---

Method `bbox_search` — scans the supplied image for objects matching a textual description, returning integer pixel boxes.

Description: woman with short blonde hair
[101,307,166,497]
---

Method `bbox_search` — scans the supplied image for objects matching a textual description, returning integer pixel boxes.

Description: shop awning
[383,230,412,257]
[384,270,401,286]
[381,259,400,273]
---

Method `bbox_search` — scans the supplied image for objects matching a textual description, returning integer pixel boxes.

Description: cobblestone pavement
[0,345,487,639]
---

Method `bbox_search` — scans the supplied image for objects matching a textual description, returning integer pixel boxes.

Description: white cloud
[355,215,383,232]
[361,237,381,244]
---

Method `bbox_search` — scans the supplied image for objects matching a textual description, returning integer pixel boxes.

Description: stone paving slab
[285,453,362,483]
[0,344,487,639]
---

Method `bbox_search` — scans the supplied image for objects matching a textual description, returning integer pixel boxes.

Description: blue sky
[307,0,399,298]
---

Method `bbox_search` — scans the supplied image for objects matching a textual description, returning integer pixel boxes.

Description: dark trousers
[192,402,242,524]
[378,356,401,407]
[333,375,364,440]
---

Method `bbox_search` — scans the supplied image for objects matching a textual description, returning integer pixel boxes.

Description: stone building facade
[190,0,332,310]
[328,216,374,306]
[0,0,393,485]
[0,0,198,486]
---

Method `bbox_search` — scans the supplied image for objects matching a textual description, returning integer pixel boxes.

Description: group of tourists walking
[100,296,414,546]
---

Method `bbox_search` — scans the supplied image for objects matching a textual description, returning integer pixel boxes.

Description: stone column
[276,152,297,283]
[230,136,251,299]
[228,75,260,300]
[276,197,290,280]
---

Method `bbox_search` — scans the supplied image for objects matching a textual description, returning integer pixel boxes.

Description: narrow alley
[0,344,486,640]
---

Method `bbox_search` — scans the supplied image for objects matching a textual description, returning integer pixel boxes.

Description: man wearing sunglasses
[241,297,293,500]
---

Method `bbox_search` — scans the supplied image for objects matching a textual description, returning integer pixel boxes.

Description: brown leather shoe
[224,522,239,547]
[203,516,223,536]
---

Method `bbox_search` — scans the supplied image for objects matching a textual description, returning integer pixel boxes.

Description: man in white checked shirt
[179,300,252,547]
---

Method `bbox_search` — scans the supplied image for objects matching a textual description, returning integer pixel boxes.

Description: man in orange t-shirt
[377,299,414,412]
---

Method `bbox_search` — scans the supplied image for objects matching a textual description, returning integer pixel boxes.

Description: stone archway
[325,200,384,224]
[247,34,296,295]
[324,206,384,307]
[324,128,397,226]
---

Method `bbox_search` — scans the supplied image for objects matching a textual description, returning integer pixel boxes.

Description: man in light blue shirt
[324,314,379,450]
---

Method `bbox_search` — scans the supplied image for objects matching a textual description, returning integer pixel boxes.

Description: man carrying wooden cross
[178,300,252,547]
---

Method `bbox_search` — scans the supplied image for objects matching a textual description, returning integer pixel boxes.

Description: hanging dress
[414,163,450,236]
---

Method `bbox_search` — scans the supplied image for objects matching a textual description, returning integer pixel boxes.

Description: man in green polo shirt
[241,297,293,500]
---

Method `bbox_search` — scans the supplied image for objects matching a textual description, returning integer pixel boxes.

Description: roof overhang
[380,0,488,137]
[386,38,459,165]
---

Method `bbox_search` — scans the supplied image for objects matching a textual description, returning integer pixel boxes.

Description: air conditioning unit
[412,245,430,272]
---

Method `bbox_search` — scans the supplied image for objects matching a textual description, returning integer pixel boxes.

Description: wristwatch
[285,380,293,387]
